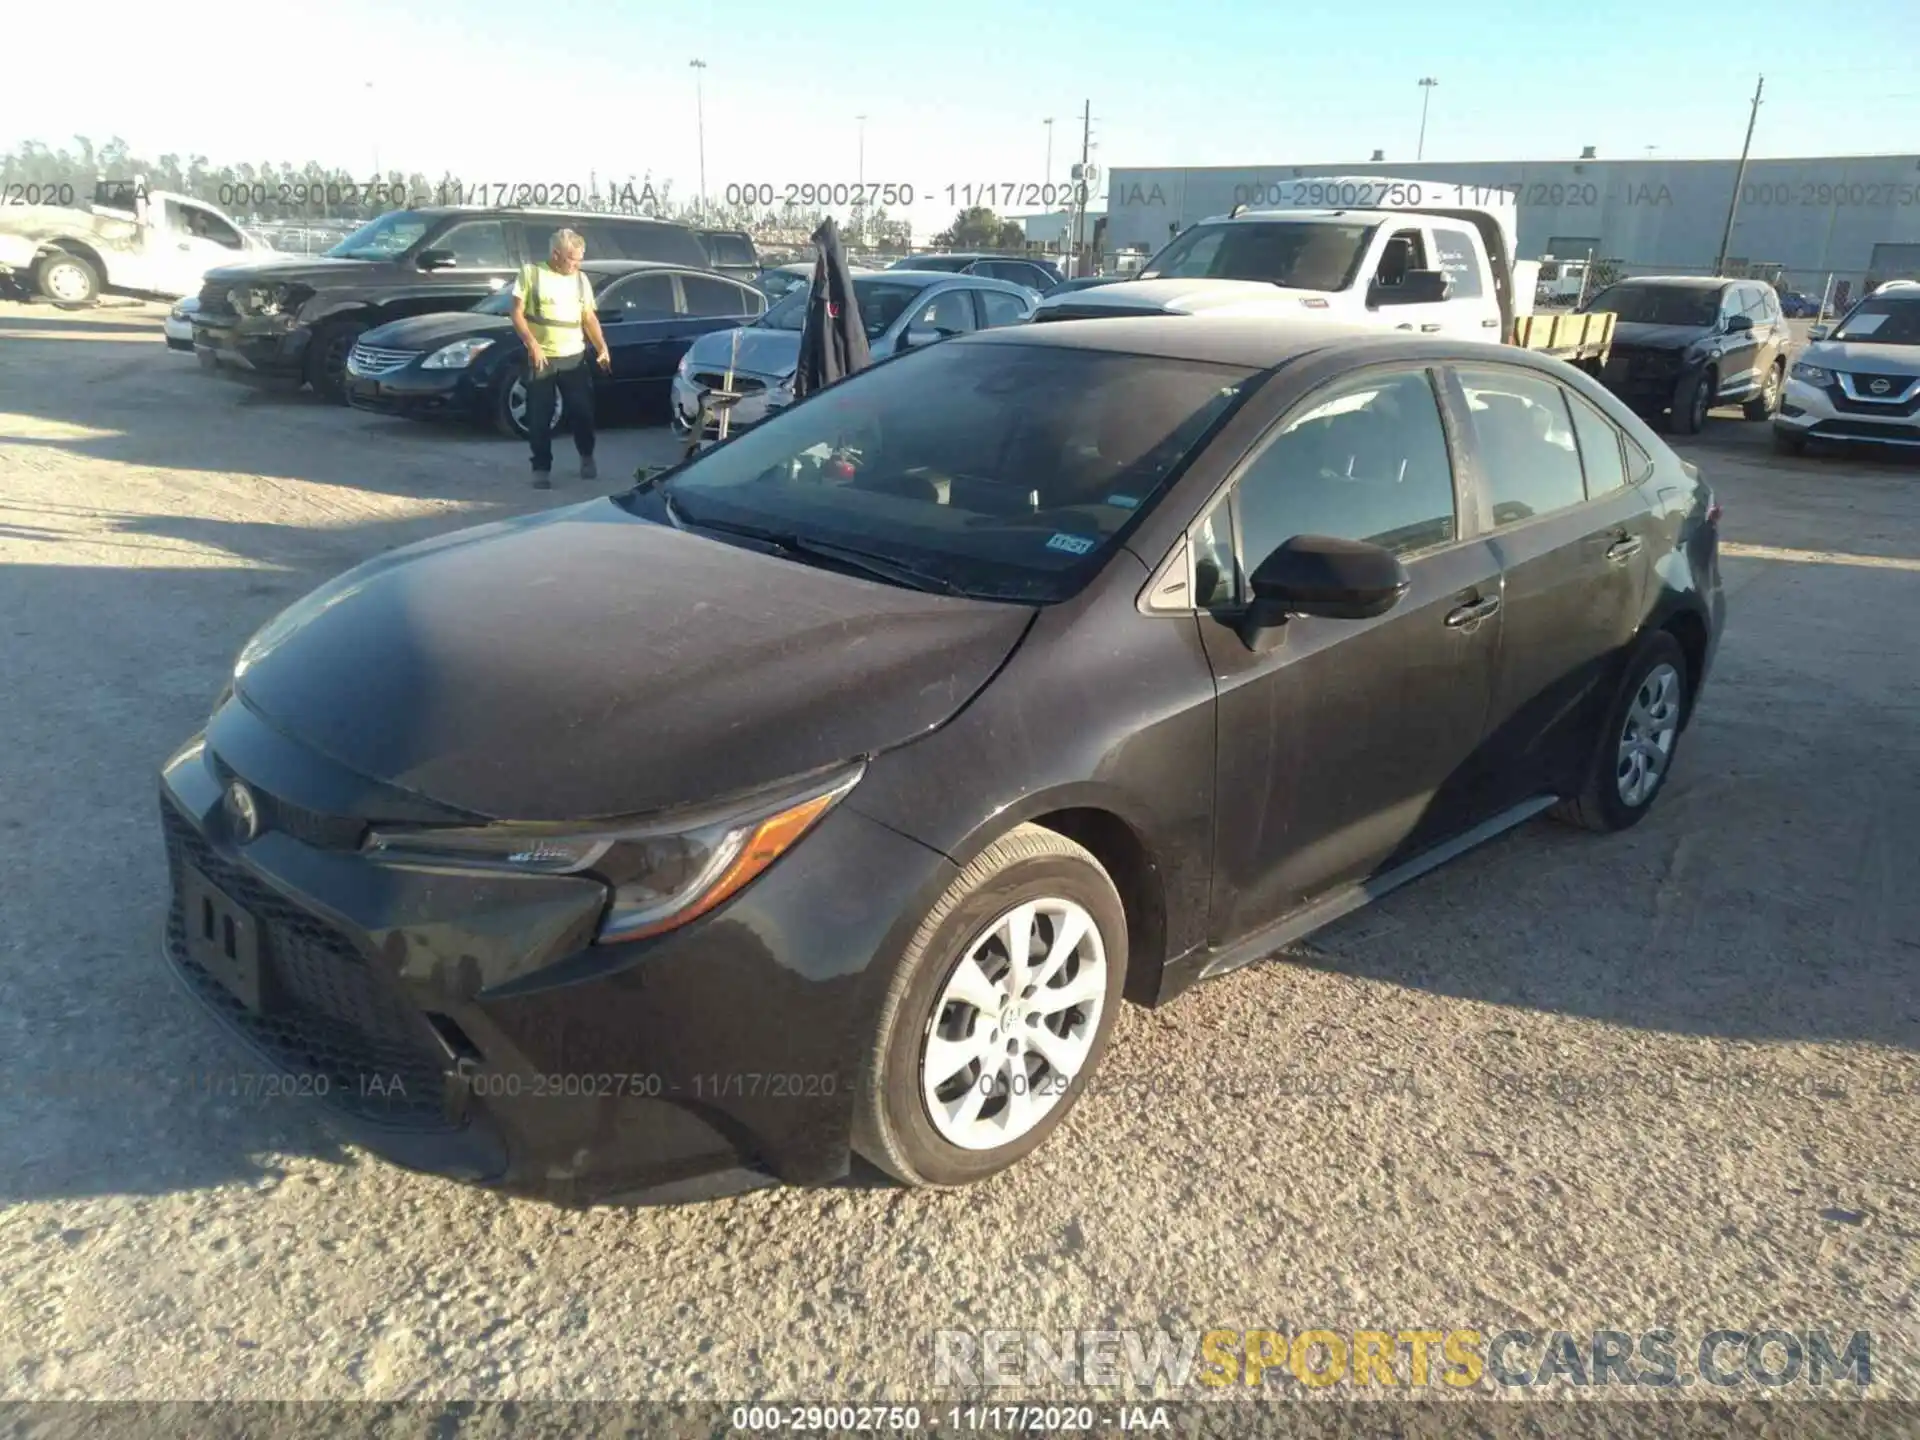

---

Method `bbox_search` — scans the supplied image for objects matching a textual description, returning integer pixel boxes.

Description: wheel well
[1660,609,1709,724]
[44,239,105,275]
[1026,807,1167,1007]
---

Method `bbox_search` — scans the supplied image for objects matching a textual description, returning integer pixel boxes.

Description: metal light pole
[1714,75,1765,277]
[856,114,867,188]
[1043,117,1054,188]
[689,59,708,217]
[1416,77,1438,161]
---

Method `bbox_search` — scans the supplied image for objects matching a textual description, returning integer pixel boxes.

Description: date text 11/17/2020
[721,182,1092,211]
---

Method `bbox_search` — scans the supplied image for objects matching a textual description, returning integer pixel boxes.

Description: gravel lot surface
[1,298,1915,1414]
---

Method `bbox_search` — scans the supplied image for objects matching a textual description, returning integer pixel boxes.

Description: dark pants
[525,352,596,473]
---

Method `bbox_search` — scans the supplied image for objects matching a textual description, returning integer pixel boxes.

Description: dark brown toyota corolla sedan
[158,316,1723,1202]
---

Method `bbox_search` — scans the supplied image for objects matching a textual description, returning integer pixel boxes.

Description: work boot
[532,470,552,491]
[580,456,598,481]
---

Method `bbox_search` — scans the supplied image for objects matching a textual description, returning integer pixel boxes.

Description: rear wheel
[36,250,98,308]
[1552,630,1690,833]
[852,824,1128,1188]
[1743,360,1784,420]
[1668,369,1712,435]
[305,319,366,404]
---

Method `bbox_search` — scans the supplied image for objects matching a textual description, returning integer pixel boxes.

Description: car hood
[1606,321,1715,351]
[202,255,385,286]
[683,325,806,376]
[229,500,1035,821]
[1800,339,1920,374]
[360,310,514,350]
[1037,277,1314,315]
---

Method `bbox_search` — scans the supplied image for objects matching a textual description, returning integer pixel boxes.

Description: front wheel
[1668,370,1712,435]
[492,368,563,439]
[853,824,1128,1188]
[1552,630,1690,833]
[36,250,99,308]
[1743,361,1784,420]
[305,320,366,404]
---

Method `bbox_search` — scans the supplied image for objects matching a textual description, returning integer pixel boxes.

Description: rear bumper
[156,713,955,1204]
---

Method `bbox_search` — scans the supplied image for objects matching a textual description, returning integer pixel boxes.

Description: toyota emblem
[1871,378,1892,395]
[224,782,260,843]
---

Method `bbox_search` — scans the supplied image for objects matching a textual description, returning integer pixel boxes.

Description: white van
[1033,175,1529,341]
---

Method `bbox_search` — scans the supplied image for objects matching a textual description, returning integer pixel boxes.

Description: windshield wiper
[667,502,970,596]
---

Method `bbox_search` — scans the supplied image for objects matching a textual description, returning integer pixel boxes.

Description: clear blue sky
[2,0,1916,235]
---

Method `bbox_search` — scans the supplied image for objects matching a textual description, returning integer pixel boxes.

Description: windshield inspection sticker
[1046,533,1097,555]
[1106,493,1141,510]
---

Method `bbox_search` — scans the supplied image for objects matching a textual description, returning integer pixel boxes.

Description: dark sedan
[158,318,1722,1203]
[343,261,765,438]
[1584,276,1791,434]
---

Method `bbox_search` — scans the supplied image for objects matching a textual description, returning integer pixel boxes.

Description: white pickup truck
[0,180,274,307]
[1033,176,1611,366]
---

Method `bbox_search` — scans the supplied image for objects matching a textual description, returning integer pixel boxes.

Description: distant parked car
[342,261,765,438]
[754,261,873,303]
[1045,275,1129,297]
[1774,284,1920,455]
[1583,276,1791,434]
[887,252,1064,294]
[695,228,761,281]
[164,295,199,351]
[1778,291,1821,318]
[670,270,1038,436]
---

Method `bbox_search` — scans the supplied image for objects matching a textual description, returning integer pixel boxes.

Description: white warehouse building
[1101,154,1920,296]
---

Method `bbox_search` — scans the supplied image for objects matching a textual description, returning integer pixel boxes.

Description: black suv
[191,208,710,402]
[1583,276,1792,435]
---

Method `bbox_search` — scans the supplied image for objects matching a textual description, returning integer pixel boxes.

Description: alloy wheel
[1616,661,1682,807]
[508,377,564,435]
[920,898,1107,1151]
[44,260,90,303]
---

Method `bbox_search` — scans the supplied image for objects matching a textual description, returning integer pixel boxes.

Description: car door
[593,270,681,387]
[1749,283,1790,391]
[161,198,249,296]
[1192,363,1506,945]
[1426,222,1503,341]
[1710,282,1762,400]
[1445,361,1653,808]
[1366,225,1455,337]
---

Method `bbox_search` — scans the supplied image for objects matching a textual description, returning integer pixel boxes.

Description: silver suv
[1776,282,1920,455]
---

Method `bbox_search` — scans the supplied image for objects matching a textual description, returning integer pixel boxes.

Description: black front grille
[1809,418,1920,442]
[196,280,235,317]
[692,372,765,394]
[160,801,453,1129]
[1845,371,1919,394]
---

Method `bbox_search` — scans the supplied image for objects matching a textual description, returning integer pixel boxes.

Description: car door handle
[1420,322,1443,332]
[1606,536,1644,562]
[1395,323,1414,331]
[1445,596,1500,627]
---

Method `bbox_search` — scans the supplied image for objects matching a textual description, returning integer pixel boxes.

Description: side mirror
[1238,535,1410,650]
[1808,325,1830,342]
[900,324,944,349]
[416,248,457,271]
[1724,312,1753,333]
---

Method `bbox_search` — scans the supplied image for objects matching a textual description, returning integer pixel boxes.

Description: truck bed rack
[1506,310,1615,367]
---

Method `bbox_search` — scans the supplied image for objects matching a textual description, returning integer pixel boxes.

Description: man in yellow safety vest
[510,227,612,489]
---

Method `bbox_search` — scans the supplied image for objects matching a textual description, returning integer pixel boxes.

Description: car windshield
[646,341,1253,602]
[759,277,931,338]
[1139,221,1376,291]
[1584,283,1720,326]
[327,211,434,260]
[1831,297,1920,344]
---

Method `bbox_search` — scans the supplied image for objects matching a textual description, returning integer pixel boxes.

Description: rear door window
[600,272,678,318]
[1454,365,1589,524]
[1564,388,1629,497]
[1429,226,1484,298]
[978,288,1031,328]
[431,219,511,268]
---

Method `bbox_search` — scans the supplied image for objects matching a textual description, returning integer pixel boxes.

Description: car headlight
[1790,360,1834,385]
[675,351,694,379]
[361,763,863,943]
[422,337,495,369]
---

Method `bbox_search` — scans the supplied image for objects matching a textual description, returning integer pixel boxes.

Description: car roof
[953,313,1573,370]
[1200,209,1396,227]
[408,206,687,224]
[1600,275,1731,289]
[873,269,1036,294]
[579,260,740,279]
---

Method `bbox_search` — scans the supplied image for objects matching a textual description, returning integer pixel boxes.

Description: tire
[1551,630,1690,834]
[1743,360,1784,420]
[36,250,99,309]
[491,367,563,440]
[852,823,1129,1188]
[1772,426,1808,456]
[304,319,366,404]
[1668,369,1712,435]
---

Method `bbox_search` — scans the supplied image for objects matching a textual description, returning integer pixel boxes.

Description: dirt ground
[0,298,1915,1410]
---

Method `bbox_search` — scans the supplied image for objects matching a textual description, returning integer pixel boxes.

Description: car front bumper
[157,710,956,1203]
[1775,374,1920,448]
[192,315,311,380]
[670,369,783,436]
[343,366,485,423]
